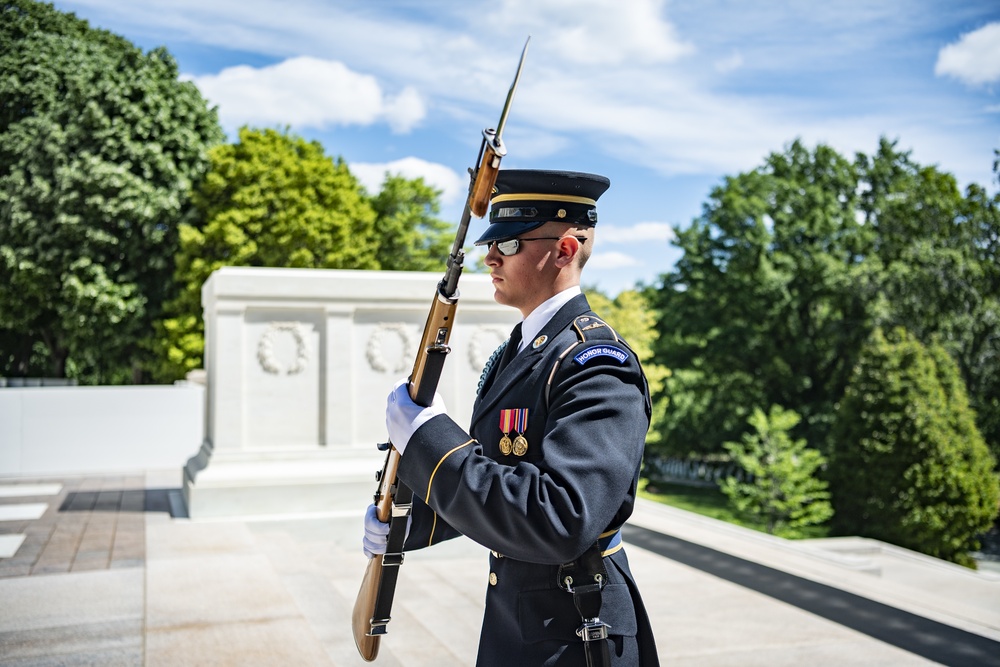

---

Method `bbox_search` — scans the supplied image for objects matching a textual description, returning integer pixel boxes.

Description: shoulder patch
[573,344,629,366]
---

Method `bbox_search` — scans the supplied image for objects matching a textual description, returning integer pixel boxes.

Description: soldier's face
[484,233,561,316]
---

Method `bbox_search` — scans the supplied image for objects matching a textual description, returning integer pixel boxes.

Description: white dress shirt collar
[517,286,582,352]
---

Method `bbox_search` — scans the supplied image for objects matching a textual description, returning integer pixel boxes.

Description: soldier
[367,169,660,666]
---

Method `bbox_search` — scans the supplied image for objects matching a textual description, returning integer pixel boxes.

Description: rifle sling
[369,480,414,635]
[558,543,612,667]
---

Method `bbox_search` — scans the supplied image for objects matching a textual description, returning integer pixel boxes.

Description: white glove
[362,504,390,559]
[361,502,412,559]
[385,378,447,455]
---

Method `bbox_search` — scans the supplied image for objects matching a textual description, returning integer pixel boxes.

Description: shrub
[720,405,833,537]
[830,327,999,566]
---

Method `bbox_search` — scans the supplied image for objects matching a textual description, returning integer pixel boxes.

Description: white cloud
[487,0,693,66]
[51,0,1000,195]
[588,251,641,270]
[349,157,465,204]
[520,70,793,176]
[187,56,425,133]
[383,87,426,134]
[599,222,675,243]
[935,22,1000,86]
[715,50,744,74]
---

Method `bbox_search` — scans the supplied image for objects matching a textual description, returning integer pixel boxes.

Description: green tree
[650,138,1000,462]
[370,173,452,272]
[830,328,999,566]
[720,405,833,537]
[154,127,380,381]
[0,0,224,383]
[859,140,1000,461]
[650,140,874,458]
[960,174,1000,461]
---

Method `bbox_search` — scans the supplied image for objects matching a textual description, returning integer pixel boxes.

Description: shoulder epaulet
[571,315,619,343]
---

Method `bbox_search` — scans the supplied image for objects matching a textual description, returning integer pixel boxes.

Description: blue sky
[51,0,1000,295]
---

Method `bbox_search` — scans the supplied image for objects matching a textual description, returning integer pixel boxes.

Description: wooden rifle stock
[352,37,530,661]
[352,452,399,661]
[351,272,461,662]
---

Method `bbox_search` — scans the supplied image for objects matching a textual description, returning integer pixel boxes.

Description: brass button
[489,572,498,586]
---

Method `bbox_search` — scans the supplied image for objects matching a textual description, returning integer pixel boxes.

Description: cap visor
[473,220,547,245]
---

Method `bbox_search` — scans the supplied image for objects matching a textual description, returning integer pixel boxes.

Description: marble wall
[184,267,518,518]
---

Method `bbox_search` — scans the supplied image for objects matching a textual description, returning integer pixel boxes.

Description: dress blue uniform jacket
[398,294,660,666]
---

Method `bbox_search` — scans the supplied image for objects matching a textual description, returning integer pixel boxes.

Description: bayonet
[468,36,530,220]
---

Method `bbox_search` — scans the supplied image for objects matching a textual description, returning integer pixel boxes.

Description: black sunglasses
[487,236,587,257]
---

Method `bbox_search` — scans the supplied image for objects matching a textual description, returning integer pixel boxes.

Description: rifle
[352,37,530,662]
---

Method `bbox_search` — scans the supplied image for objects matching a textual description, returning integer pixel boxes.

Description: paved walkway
[1,471,998,666]
[0,475,148,578]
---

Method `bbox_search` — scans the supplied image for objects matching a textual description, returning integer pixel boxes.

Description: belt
[491,527,623,560]
[597,528,622,557]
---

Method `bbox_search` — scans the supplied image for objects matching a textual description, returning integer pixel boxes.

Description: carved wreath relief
[468,326,509,370]
[364,324,510,374]
[366,323,418,373]
[257,321,309,375]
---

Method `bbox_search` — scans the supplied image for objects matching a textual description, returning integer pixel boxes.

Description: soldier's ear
[553,236,580,268]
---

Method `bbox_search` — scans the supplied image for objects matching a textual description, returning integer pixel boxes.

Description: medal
[499,408,530,457]
[499,410,514,456]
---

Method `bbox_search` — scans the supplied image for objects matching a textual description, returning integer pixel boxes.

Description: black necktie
[496,322,523,375]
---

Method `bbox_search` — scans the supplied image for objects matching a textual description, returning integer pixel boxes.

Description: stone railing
[0,377,78,387]
[644,456,753,487]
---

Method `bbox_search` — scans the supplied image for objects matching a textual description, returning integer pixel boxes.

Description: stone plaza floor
[0,470,998,666]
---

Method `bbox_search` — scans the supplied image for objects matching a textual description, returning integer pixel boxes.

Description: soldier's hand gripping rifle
[352,37,530,662]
